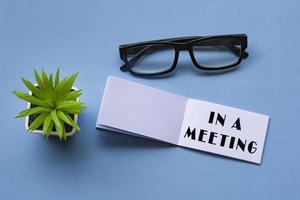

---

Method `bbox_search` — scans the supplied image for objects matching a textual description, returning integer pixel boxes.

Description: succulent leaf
[16,107,50,118]
[21,78,45,99]
[56,100,84,110]
[58,90,82,101]
[54,120,63,140]
[51,110,61,130]
[57,110,80,131]
[34,69,45,90]
[13,91,52,108]
[55,69,60,86]
[49,74,53,87]
[60,108,81,114]
[28,113,48,131]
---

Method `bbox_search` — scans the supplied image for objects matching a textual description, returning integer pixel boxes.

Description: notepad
[96,76,269,164]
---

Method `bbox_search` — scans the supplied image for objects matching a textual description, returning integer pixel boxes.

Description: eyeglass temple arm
[120,44,248,71]
[120,45,160,72]
[224,44,249,59]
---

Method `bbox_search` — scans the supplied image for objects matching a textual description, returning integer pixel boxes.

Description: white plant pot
[24,86,79,137]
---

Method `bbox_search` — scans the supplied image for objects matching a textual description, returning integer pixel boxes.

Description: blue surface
[1,0,299,199]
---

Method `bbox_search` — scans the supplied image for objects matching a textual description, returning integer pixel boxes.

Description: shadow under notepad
[97,128,174,149]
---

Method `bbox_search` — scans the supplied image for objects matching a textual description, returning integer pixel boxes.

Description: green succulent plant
[13,69,86,140]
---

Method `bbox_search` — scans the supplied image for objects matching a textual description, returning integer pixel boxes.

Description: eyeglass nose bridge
[175,44,191,51]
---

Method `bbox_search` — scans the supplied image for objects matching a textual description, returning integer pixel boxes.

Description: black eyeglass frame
[119,34,249,76]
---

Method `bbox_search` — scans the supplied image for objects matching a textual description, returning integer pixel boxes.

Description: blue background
[1,0,299,199]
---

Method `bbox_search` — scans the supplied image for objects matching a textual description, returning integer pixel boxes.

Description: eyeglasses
[119,34,249,76]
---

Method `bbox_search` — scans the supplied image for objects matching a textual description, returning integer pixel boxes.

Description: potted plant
[13,69,86,140]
